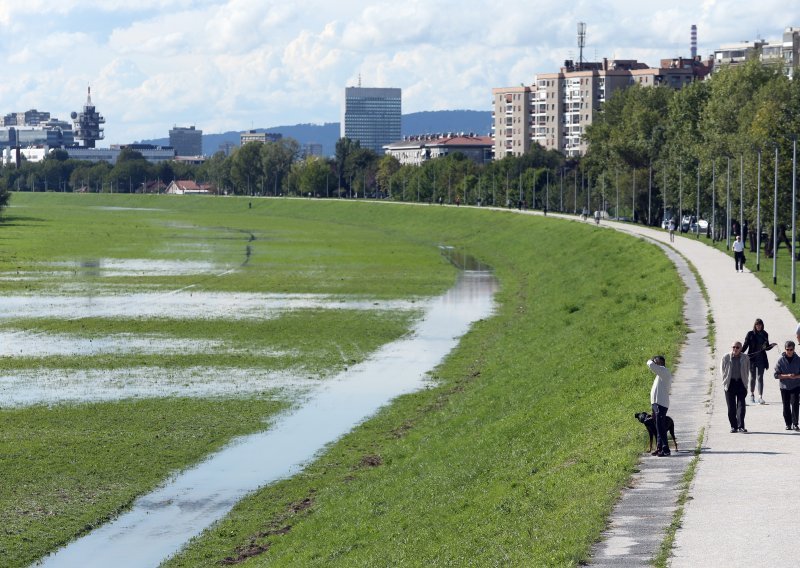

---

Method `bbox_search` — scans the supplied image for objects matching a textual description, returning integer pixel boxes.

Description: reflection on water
[0,292,425,320]
[35,270,498,568]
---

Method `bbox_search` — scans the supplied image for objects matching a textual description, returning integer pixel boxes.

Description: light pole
[632,168,636,223]
[560,168,564,212]
[792,137,797,303]
[712,159,716,242]
[726,157,731,250]
[756,149,761,270]
[679,163,683,234]
[774,144,779,285]
[615,168,619,219]
[740,153,745,242]
[648,162,652,226]
[696,162,701,239]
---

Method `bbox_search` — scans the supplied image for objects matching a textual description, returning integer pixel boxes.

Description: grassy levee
[160,203,684,566]
[0,195,684,566]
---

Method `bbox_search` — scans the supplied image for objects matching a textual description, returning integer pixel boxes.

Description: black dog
[634,412,678,452]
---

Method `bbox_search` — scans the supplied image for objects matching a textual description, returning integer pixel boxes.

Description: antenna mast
[577,22,586,71]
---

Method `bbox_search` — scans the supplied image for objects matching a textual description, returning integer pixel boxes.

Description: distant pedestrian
[594,210,600,225]
[774,341,800,430]
[721,341,749,432]
[733,235,745,272]
[668,218,676,242]
[741,318,776,404]
[543,205,547,216]
[647,356,672,456]
[248,201,252,209]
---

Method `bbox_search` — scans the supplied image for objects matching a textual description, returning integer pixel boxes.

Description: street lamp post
[696,163,701,240]
[679,164,683,234]
[615,168,619,219]
[726,157,731,250]
[632,168,636,223]
[792,137,797,303]
[740,154,745,241]
[712,160,716,242]
[648,162,652,226]
[757,149,761,270]
[774,145,779,285]
[560,168,564,212]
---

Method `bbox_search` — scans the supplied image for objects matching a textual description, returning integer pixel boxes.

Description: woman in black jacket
[742,318,777,404]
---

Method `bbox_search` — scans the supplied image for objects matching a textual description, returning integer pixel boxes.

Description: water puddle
[91,206,166,212]
[46,258,228,277]
[0,367,313,407]
[34,268,498,567]
[0,292,425,321]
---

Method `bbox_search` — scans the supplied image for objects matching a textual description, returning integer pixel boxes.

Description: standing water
[35,267,498,567]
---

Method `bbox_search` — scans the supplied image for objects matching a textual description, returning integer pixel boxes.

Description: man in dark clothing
[774,341,800,430]
[720,341,749,432]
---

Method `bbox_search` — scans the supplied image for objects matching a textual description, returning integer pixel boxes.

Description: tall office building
[342,86,401,155]
[169,125,203,156]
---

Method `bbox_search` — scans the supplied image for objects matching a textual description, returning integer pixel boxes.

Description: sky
[0,0,799,145]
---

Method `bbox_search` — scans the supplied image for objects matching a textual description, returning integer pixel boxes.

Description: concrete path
[588,236,711,567]
[567,215,799,566]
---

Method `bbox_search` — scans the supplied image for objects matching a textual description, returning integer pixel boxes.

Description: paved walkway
[566,215,800,566]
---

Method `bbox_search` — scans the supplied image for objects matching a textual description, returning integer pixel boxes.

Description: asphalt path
[518,210,798,566]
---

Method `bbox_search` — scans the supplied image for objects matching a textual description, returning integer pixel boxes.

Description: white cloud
[2,0,800,144]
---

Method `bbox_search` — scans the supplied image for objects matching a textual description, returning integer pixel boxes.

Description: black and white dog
[634,411,678,452]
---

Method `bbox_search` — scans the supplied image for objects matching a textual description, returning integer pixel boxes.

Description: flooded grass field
[2,193,685,567]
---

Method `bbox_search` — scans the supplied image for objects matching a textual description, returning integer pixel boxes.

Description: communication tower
[577,22,587,71]
[71,86,105,148]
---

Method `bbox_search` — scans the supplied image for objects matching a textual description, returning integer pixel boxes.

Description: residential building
[492,57,711,158]
[3,109,51,126]
[165,180,214,195]
[384,133,493,166]
[301,143,323,158]
[240,130,282,145]
[713,27,800,77]
[169,125,203,156]
[65,145,175,164]
[0,123,75,151]
[342,86,401,155]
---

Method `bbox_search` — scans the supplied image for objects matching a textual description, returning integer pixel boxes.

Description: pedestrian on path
[647,356,672,456]
[720,341,750,432]
[741,318,776,404]
[773,340,800,430]
[733,235,745,272]
[668,218,676,242]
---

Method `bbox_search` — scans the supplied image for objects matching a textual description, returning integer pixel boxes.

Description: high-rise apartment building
[342,86,401,155]
[169,125,203,156]
[493,57,710,158]
[3,109,51,126]
[714,27,800,78]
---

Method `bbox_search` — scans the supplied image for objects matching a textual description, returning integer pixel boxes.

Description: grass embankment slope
[162,201,685,566]
[0,193,448,567]
[0,195,685,566]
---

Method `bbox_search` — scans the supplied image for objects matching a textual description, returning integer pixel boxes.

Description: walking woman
[741,318,777,404]
[774,341,800,430]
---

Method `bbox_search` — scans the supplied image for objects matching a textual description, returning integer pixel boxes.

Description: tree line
[2,59,797,235]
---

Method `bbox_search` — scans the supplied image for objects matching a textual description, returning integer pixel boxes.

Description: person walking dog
[720,341,750,432]
[647,356,672,456]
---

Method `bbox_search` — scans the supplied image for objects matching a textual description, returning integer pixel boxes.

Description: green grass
[0,195,686,566]
[0,398,285,567]
[0,310,419,373]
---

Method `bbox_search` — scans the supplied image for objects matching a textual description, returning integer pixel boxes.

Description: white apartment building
[493,57,710,158]
[713,27,800,78]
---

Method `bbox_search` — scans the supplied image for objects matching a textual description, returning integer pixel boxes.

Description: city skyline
[1,1,799,146]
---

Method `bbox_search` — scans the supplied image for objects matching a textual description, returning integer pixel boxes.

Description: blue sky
[0,0,798,145]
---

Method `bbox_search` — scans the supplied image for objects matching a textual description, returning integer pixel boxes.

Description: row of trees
[3,60,797,229]
[583,58,800,236]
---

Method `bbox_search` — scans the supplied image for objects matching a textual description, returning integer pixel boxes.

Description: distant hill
[139,110,492,158]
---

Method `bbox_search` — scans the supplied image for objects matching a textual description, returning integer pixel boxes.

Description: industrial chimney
[690,24,697,59]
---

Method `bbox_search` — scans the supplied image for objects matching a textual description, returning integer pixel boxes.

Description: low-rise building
[384,133,493,166]
[165,180,213,195]
[240,130,282,145]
